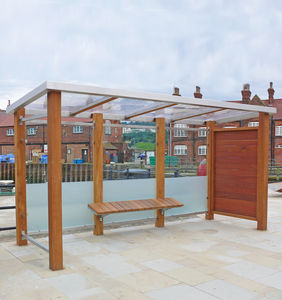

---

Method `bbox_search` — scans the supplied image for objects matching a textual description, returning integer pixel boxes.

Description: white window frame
[174,145,187,155]
[198,145,207,156]
[275,145,282,149]
[6,128,14,136]
[174,124,188,137]
[248,122,259,127]
[27,127,36,136]
[73,125,83,134]
[105,120,112,135]
[275,126,282,136]
[198,127,207,137]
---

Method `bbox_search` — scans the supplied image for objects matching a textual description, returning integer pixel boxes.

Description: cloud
[0,0,282,109]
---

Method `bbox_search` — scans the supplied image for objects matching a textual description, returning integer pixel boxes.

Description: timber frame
[8,81,276,270]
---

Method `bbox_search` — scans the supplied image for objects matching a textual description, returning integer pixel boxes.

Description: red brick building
[0,113,128,163]
[172,83,282,165]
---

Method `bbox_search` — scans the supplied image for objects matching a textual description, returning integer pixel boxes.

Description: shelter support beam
[206,121,215,220]
[14,108,27,246]
[155,118,165,227]
[93,113,104,235]
[257,113,269,230]
[47,91,63,270]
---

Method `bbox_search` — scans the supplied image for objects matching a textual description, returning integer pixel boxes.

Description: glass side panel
[26,177,207,232]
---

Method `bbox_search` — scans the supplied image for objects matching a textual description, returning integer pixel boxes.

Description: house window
[174,124,188,137]
[275,126,282,136]
[27,127,36,136]
[248,122,259,127]
[198,127,207,137]
[105,120,112,135]
[198,145,207,155]
[6,128,14,136]
[174,145,187,155]
[73,125,83,134]
[275,145,282,149]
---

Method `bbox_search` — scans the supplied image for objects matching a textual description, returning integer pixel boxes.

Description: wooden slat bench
[88,197,183,216]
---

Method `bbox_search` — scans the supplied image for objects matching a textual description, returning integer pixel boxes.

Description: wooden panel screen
[214,128,258,219]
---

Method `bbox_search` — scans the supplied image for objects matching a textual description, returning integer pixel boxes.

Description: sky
[1,0,282,109]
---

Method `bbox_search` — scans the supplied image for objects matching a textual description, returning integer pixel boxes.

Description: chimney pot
[241,83,251,104]
[268,81,275,105]
[7,100,11,106]
[194,86,202,98]
[172,86,181,96]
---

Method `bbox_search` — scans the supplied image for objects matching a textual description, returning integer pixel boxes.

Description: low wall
[26,177,207,232]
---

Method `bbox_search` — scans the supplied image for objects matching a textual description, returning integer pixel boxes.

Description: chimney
[172,86,181,96]
[194,86,202,99]
[7,100,11,106]
[268,82,275,105]
[241,83,251,104]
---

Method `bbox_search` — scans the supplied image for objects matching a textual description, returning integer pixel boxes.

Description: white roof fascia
[171,119,204,125]
[6,82,47,114]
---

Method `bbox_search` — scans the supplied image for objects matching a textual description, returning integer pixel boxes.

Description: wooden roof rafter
[125,103,176,120]
[70,96,118,116]
[172,108,226,122]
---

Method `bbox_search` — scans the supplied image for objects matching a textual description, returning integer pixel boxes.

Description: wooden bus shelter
[7,82,276,270]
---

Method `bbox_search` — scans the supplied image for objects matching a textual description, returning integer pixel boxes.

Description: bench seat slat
[88,198,183,215]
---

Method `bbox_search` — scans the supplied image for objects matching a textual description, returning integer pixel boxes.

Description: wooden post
[47,91,63,270]
[206,121,215,220]
[257,113,269,230]
[14,108,27,246]
[93,113,104,235]
[155,118,165,227]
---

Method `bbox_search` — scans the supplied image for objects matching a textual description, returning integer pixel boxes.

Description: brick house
[0,113,128,163]
[172,83,282,165]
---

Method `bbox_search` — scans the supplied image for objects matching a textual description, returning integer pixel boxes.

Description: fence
[0,162,281,183]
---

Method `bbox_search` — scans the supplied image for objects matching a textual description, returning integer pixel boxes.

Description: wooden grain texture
[14,108,27,246]
[214,128,258,219]
[47,91,63,271]
[93,113,104,235]
[257,113,269,230]
[88,198,183,215]
[71,97,117,116]
[206,121,215,220]
[214,210,257,221]
[155,118,165,227]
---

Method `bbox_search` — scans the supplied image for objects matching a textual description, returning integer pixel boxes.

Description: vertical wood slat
[47,91,63,271]
[155,118,165,227]
[206,121,215,220]
[70,164,73,182]
[257,113,269,230]
[14,108,27,246]
[93,113,104,235]
[74,164,78,182]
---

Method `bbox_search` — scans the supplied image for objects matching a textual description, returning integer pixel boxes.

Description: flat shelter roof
[6,81,277,125]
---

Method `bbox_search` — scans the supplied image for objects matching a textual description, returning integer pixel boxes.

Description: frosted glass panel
[26,177,207,232]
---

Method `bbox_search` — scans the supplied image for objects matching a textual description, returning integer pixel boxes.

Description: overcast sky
[0,0,282,109]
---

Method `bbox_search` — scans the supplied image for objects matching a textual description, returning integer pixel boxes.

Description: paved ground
[0,184,282,300]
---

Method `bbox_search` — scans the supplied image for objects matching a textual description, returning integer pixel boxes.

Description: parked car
[197,159,206,176]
